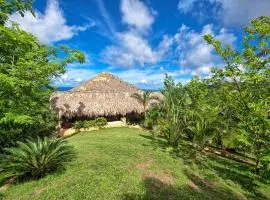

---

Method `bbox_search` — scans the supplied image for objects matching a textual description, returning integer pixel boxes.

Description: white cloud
[9,0,92,44]
[101,0,172,67]
[96,0,116,38]
[191,66,212,76]
[120,0,155,33]
[55,68,97,87]
[178,0,270,26]
[174,24,236,76]
[101,31,174,67]
[102,31,159,67]
[178,0,197,14]
[217,0,270,26]
[141,78,148,84]
[55,68,167,89]
[116,69,190,89]
[55,66,190,89]
[157,35,174,58]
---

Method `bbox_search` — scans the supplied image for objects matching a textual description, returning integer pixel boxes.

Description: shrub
[144,107,163,129]
[74,118,107,130]
[260,150,270,179]
[0,113,57,152]
[74,121,85,129]
[154,118,170,138]
[0,137,76,180]
[94,117,107,128]
[83,120,93,128]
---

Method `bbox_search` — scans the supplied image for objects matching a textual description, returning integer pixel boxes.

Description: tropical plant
[154,118,171,138]
[1,137,76,180]
[187,106,221,150]
[0,4,85,151]
[131,91,160,119]
[159,75,192,146]
[144,106,163,129]
[204,16,270,173]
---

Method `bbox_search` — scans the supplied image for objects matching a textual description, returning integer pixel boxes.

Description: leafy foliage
[131,91,161,118]
[187,106,222,149]
[0,137,76,180]
[144,106,163,129]
[94,117,108,128]
[0,7,85,151]
[74,117,108,130]
[149,16,269,175]
[74,121,85,129]
[204,16,270,172]
[154,76,192,146]
[0,0,34,25]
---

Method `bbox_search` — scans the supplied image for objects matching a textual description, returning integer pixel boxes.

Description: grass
[1,127,269,200]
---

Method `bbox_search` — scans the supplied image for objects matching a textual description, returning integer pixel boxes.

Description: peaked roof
[71,72,138,93]
[51,72,148,118]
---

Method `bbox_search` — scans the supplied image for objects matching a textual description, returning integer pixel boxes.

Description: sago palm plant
[188,107,221,150]
[1,137,76,180]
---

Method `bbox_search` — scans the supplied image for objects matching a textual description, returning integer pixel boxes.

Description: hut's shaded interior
[60,113,142,129]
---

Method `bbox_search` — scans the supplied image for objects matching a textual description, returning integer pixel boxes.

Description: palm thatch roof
[50,72,161,118]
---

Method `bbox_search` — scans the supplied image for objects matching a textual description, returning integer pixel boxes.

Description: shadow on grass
[0,192,4,200]
[122,175,244,200]
[139,134,168,151]
[0,165,69,189]
[139,133,269,200]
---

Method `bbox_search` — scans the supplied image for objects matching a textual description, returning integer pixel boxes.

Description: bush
[260,150,270,179]
[154,118,170,138]
[144,107,163,129]
[0,137,76,181]
[0,113,57,152]
[74,121,86,129]
[94,117,107,128]
[74,117,107,130]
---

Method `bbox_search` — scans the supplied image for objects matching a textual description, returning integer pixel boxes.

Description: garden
[1,128,270,199]
[0,1,269,199]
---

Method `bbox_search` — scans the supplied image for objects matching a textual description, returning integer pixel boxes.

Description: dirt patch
[136,159,174,185]
[147,172,174,185]
[136,160,153,170]
[34,186,49,196]
[188,180,201,192]
[0,177,16,192]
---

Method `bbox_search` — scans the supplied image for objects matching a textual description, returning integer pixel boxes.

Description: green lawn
[1,128,269,200]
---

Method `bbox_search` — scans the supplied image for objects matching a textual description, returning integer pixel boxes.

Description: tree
[0,0,34,25]
[185,76,230,147]
[187,106,221,150]
[204,16,270,173]
[159,75,192,146]
[131,91,160,118]
[0,2,85,150]
[0,24,85,150]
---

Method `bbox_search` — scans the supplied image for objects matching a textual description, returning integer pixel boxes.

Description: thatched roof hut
[50,72,160,120]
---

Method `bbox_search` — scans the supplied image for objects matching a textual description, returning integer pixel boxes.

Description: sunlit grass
[1,128,269,200]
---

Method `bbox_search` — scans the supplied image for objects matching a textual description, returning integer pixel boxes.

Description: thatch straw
[50,72,162,118]
[71,72,138,93]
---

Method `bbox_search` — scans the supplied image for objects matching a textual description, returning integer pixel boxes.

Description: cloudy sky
[9,0,270,89]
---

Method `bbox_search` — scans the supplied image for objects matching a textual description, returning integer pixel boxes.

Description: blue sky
[9,0,270,89]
